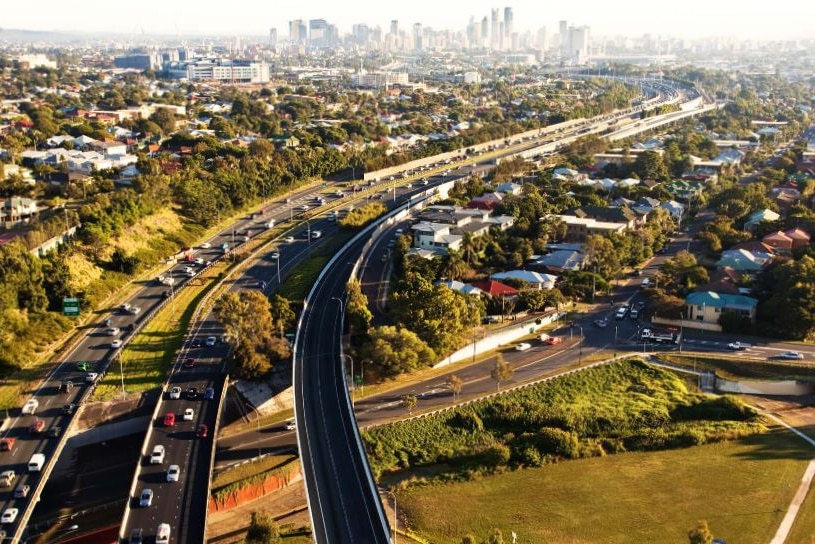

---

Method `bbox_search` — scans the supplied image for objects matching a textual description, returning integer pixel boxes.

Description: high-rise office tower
[491,9,499,49]
[289,19,307,46]
[269,28,277,48]
[504,7,513,41]
[413,23,423,51]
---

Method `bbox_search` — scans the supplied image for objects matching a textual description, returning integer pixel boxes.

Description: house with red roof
[468,280,519,298]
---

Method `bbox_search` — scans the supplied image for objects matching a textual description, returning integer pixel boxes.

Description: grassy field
[395,427,815,544]
[658,353,815,382]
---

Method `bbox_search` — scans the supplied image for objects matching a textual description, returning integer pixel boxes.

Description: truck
[640,327,680,344]
[28,453,45,472]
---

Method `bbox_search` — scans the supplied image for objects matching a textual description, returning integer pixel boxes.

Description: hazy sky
[6,0,815,41]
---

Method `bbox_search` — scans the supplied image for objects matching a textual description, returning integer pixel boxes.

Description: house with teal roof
[685,291,759,325]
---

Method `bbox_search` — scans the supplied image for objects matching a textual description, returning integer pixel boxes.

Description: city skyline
[5,0,815,42]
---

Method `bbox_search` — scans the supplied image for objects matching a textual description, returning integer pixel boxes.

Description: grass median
[92,264,227,401]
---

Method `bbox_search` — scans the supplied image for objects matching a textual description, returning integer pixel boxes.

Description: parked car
[515,342,532,351]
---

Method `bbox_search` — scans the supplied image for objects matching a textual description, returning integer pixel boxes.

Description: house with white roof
[744,209,780,232]
[437,280,484,296]
[491,270,558,290]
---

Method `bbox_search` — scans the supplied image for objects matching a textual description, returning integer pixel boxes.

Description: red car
[163,413,175,427]
[28,419,45,434]
[197,424,208,439]
[184,358,195,369]
[544,336,563,345]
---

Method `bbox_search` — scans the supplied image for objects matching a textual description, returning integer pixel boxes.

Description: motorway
[10,82,701,542]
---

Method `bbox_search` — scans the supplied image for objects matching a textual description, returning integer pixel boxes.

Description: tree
[346,279,372,334]
[361,326,436,377]
[688,520,714,544]
[269,294,295,338]
[401,394,417,414]
[447,374,463,401]
[632,150,669,181]
[490,354,514,391]
[246,511,281,544]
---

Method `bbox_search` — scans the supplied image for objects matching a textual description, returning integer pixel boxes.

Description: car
[186,387,199,400]
[284,236,295,243]
[156,523,171,544]
[139,488,154,507]
[205,336,217,347]
[85,372,99,383]
[544,336,563,345]
[515,342,532,351]
[194,257,204,265]
[163,413,175,427]
[1,508,18,524]
[269,251,280,260]
[204,387,215,400]
[13,484,30,499]
[128,306,141,315]
[21,399,38,415]
[106,327,120,336]
[778,351,805,360]
[48,427,62,438]
[128,528,144,544]
[285,420,296,431]
[311,230,322,239]
[728,341,751,351]
[166,465,180,482]
[111,339,123,349]
[28,419,45,434]
[197,424,208,438]
[0,438,15,452]
[76,361,90,372]
[200,242,211,249]
[634,301,647,311]
[191,338,202,348]
[63,403,76,415]
[594,317,609,328]
[183,266,194,273]
[184,358,195,369]
[299,204,309,211]
[419,179,429,186]
[149,445,165,464]
[169,386,181,399]
[0,470,15,488]
[183,408,194,421]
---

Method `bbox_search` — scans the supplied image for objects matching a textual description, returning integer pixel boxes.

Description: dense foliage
[363,360,763,480]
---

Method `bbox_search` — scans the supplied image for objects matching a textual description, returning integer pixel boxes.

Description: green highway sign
[62,297,80,317]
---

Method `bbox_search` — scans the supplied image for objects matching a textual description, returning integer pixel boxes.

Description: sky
[5,0,815,41]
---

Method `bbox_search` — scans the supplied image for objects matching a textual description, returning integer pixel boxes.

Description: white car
[106,327,120,336]
[139,488,153,507]
[111,339,123,349]
[284,236,295,243]
[85,372,99,383]
[166,465,180,482]
[205,336,217,346]
[169,386,181,399]
[194,258,204,265]
[1,508,18,524]
[778,351,805,360]
[728,342,751,351]
[200,242,211,249]
[285,420,296,431]
[183,408,194,421]
[515,342,532,352]
[149,445,165,464]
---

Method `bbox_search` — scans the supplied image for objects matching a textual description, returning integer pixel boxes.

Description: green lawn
[395,427,815,544]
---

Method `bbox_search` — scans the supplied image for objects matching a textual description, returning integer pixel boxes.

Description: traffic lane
[296,235,390,543]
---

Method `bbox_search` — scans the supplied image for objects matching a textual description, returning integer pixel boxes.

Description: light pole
[679,311,685,353]
[572,322,584,365]
[388,490,398,543]
[306,219,312,246]
[360,359,370,398]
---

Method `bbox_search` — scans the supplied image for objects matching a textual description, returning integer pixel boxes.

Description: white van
[28,453,45,472]
[156,523,171,544]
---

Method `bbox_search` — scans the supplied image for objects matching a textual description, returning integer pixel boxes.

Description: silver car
[139,488,153,507]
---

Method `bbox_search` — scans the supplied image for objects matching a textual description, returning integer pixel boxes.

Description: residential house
[410,206,514,255]
[743,208,780,233]
[660,200,685,222]
[552,214,628,243]
[491,270,558,290]
[715,248,772,274]
[529,250,585,273]
[784,227,810,249]
[469,279,519,299]
[1,197,38,227]
[695,267,741,295]
[685,291,759,325]
[495,182,522,195]
[467,193,503,210]
[437,280,484,296]
[89,140,127,156]
[761,231,794,254]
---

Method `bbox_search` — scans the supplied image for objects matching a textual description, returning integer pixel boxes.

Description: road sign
[354,375,363,386]
[62,297,80,317]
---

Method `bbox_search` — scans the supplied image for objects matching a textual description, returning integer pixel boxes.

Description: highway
[12,83,709,542]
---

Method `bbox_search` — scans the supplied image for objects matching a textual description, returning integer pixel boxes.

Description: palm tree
[441,249,467,281]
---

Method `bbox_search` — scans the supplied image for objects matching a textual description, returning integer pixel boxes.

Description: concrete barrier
[717,379,814,396]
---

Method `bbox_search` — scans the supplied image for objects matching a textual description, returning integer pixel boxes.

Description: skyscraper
[413,23,423,51]
[289,19,307,46]
[559,20,568,57]
[503,7,513,41]
[268,28,277,48]
[490,9,499,49]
